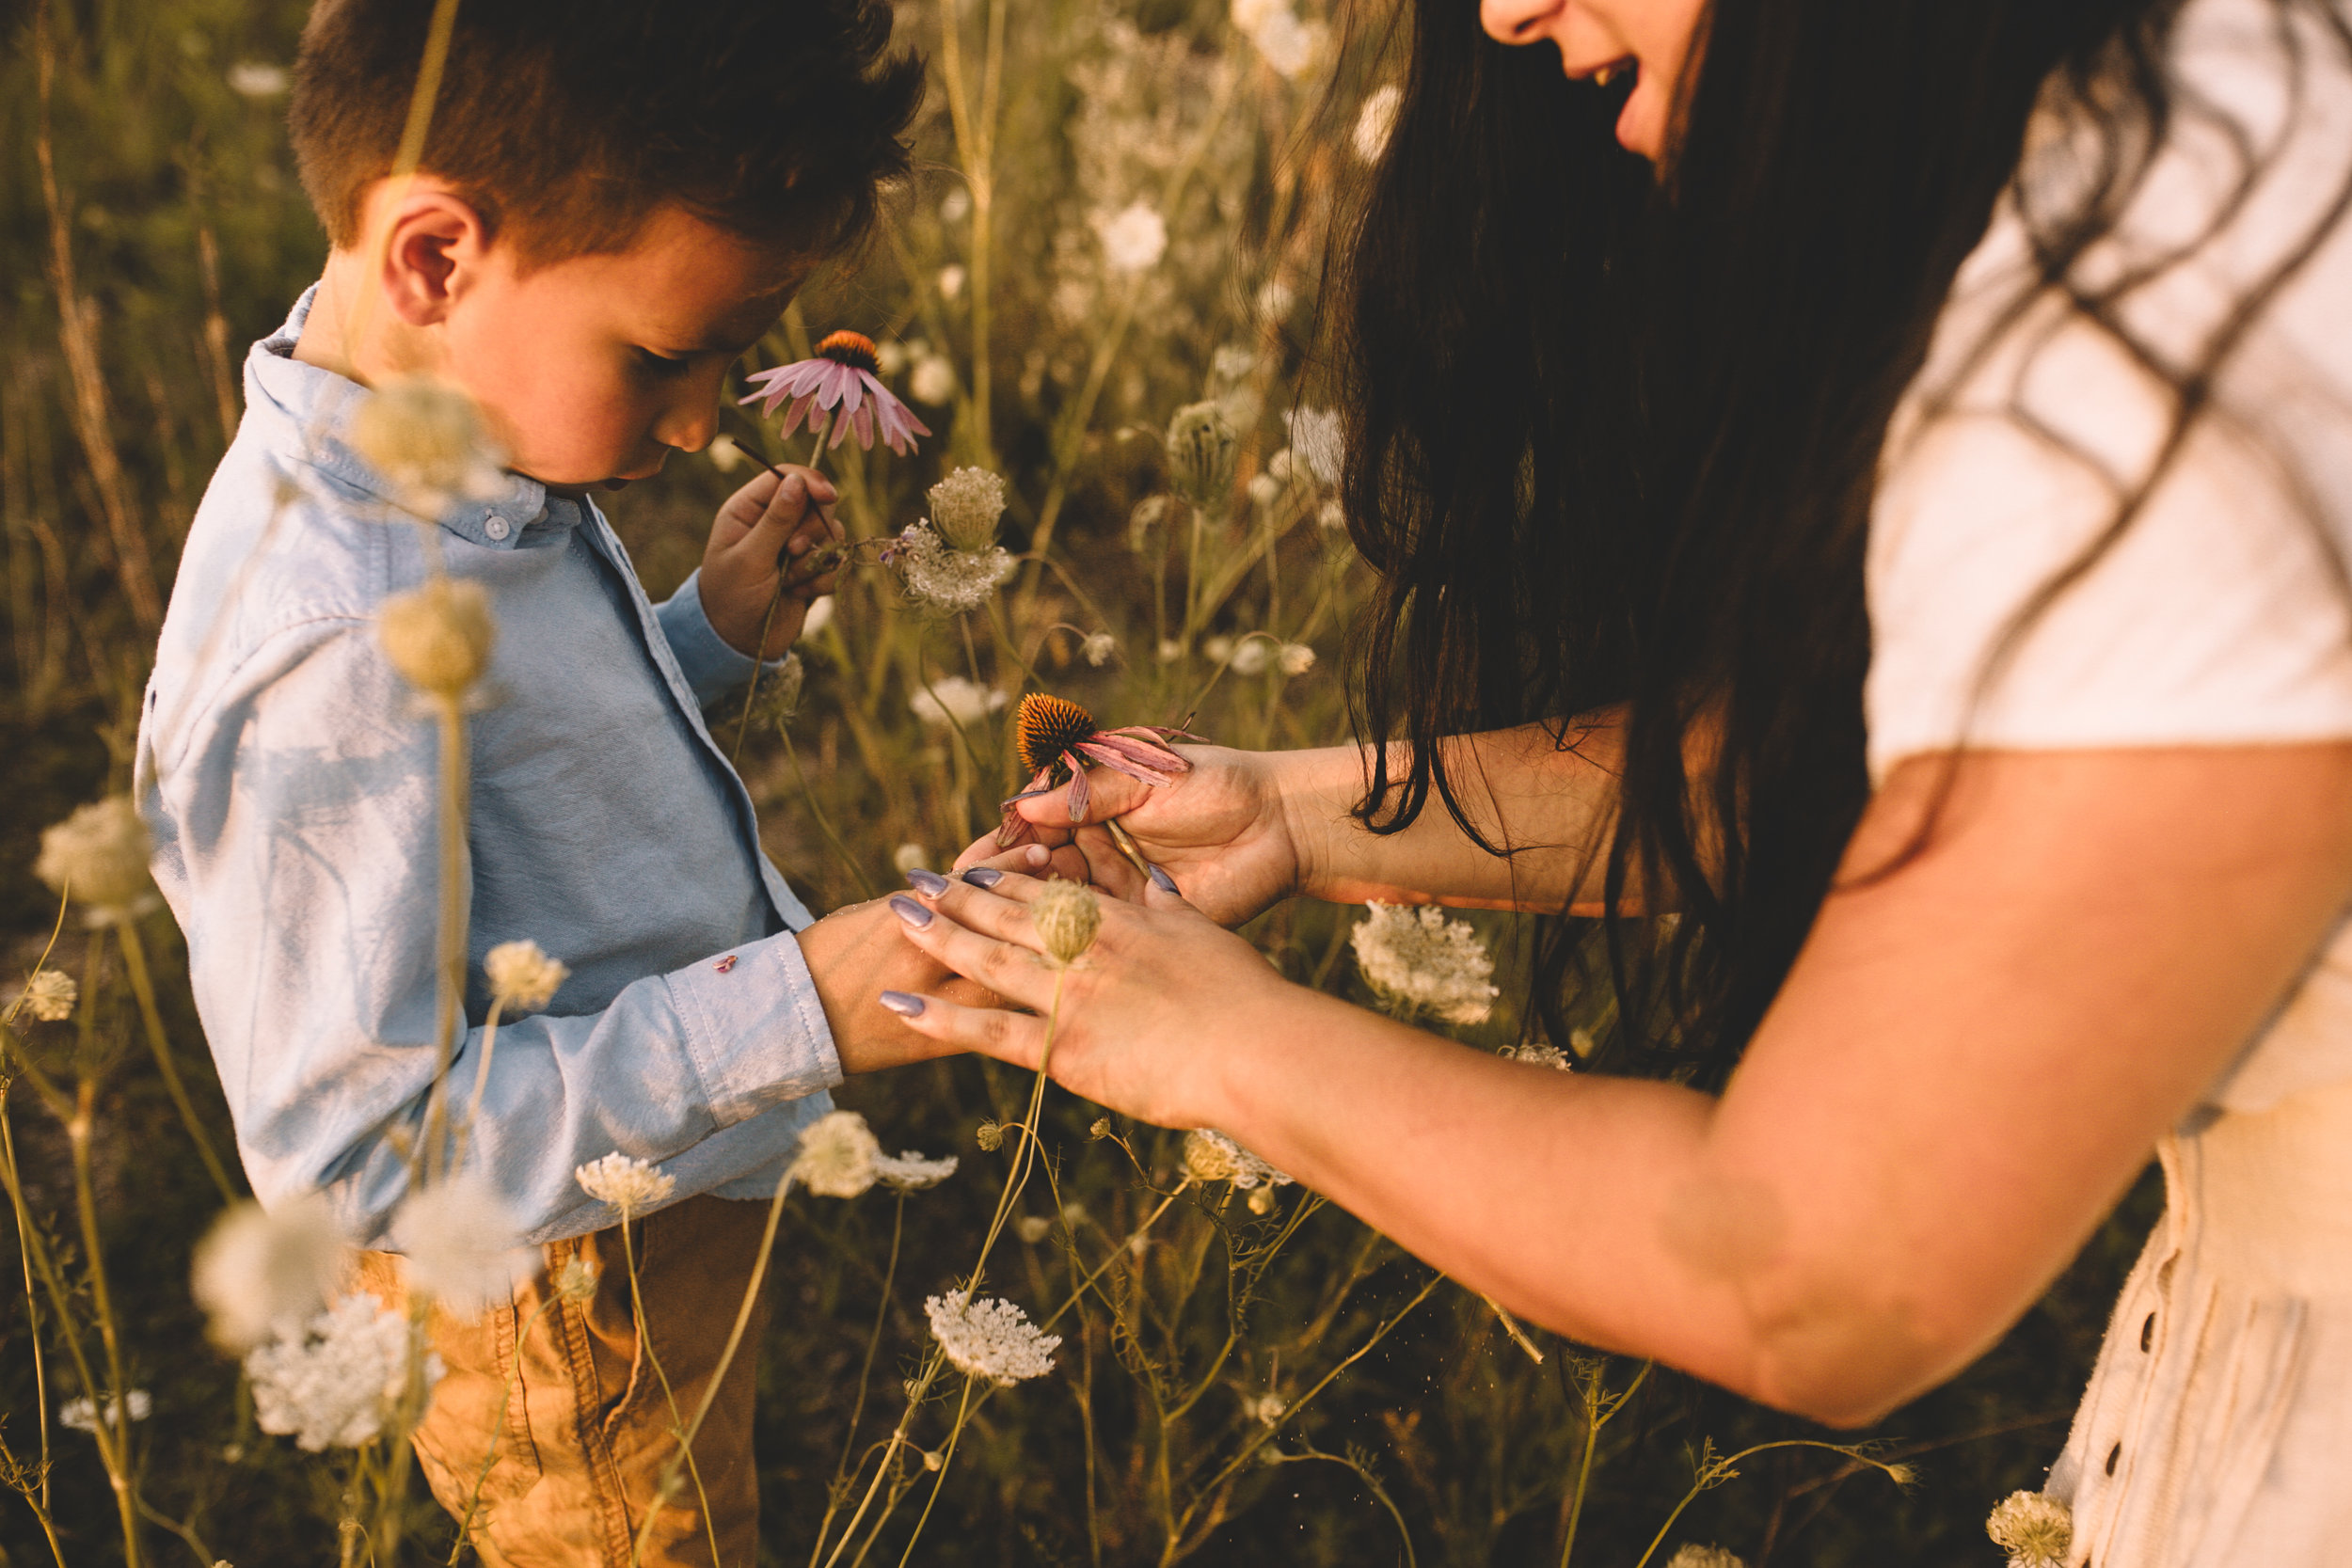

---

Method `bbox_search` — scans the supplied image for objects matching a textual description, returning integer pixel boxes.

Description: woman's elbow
[1732,1288,1977,1429]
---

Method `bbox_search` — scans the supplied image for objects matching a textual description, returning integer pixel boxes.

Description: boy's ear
[373,181,495,329]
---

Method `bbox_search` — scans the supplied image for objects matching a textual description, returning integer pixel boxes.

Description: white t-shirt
[1866,0,2352,1110]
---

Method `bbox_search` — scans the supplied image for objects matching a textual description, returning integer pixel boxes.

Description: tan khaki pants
[358,1195,773,1568]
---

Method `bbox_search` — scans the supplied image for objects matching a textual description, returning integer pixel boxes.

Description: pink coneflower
[999,694,1203,847]
[739,330,931,455]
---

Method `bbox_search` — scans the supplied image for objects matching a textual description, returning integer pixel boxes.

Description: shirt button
[485,516,512,541]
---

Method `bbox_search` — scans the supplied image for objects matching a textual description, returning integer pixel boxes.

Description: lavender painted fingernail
[888,895,933,929]
[905,867,950,896]
[1148,863,1180,895]
[879,990,926,1017]
[961,866,1005,889]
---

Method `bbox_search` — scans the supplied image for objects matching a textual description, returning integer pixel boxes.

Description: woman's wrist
[1265,743,1373,906]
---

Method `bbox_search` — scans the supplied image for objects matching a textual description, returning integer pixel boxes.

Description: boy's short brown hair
[289,0,925,265]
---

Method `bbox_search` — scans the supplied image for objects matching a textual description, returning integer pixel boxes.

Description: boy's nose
[655,388,720,455]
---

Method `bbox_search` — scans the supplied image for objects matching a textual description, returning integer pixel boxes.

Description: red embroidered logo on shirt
[713,955,739,974]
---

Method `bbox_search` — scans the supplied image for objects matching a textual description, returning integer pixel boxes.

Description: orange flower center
[816,330,882,374]
[1016,693,1097,775]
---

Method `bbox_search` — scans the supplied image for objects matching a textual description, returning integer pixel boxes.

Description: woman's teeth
[1591,56,1637,89]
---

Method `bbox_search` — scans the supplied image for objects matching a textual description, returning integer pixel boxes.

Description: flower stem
[113,916,236,1202]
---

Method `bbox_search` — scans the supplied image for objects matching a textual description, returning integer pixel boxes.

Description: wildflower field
[0,0,2159,1563]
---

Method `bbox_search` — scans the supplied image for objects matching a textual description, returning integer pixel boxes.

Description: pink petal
[1066,758,1091,821]
[1074,741,1175,786]
[997,810,1038,848]
[834,368,865,420]
[1087,732,1192,773]
[850,403,875,449]
[778,392,818,439]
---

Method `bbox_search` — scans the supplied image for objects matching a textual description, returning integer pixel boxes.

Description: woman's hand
[950,744,1309,927]
[699,465,844,659]
[877,866,1298,1129]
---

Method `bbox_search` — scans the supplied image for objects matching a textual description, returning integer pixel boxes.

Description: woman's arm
[903,740,2352,1423]
[962,712,1638,925]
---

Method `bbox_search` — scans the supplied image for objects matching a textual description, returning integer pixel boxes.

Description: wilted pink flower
[999,693,1201,847]
[739,330,930,456]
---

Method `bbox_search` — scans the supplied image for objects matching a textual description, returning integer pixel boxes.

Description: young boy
[133,2,1025,1561]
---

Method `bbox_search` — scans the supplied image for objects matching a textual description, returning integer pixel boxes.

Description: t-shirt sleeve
[1864,363,2352,782]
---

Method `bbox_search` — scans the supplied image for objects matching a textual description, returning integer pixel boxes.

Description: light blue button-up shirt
[135,289,840,1246]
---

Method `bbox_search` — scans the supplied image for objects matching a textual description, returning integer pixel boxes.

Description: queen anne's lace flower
[1243,1390,1286,1426]
[1094,201,1168,275]
[394,1172,540,1316]
[1082,632,1117,667]
[1278,642,1316,676]
[1665,1548,1745,1568]
[925,1292,1061,1386]
[18,969,77,1022]
[485,940,567,1011]
[1501,1042,1573,1071]
[1986,1491,2073,1568]
[37,797,155,920]
[909,675,1008,731]
[875,1150,959,1192]
[1166,403,1238,507]
[893,522,1016,614]
[192,1192,352,1353]
[378,578,496,699]
[1030,879,1103,968]
[245,1292,439,1451]
[574,1153,675,1218]
[910,354,956,405]
[791,1110,881,1198]
[1351,902,1500,1026]
[59,1390,151,1433]
[348,375,508,521]
[925,467,1009,553]
[1182,1129,1295,1192]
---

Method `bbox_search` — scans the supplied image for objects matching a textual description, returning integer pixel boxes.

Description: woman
[887,0,2352,1558]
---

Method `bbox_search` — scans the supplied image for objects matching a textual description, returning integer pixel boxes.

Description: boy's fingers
[877,990,1049,1072]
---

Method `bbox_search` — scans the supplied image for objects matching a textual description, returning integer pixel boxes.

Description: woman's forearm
[1274,714,1631,913]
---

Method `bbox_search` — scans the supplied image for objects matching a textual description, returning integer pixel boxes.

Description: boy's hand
[701,465,845,660]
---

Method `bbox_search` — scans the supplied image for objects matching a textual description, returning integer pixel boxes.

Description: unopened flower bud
[1030,879,1102,968]
[977,1120,1005,1151]
[1165,402,1237,509]
[1089,1117,1112,1140]
[378,578,496,698]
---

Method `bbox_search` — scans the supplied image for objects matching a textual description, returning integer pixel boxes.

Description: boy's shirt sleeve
[655,567,796,708]
[143,612,840,1246]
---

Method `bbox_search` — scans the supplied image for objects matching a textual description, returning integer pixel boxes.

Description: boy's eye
[636,347,693,376]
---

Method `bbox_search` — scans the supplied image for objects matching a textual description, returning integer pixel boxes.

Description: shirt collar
[245,285,569,549]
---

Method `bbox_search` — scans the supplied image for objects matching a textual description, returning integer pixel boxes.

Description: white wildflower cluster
[485,939,567,1011]
[893,843,930,875]
[1665,1548,1746,1568]
[1182,1129,1295,1208]
[1016,1214,1054,1243]
[37,796,156,924]
[1232,0,1324,79]
[245,1292,440,1451]
[1082,632,1118,667]
[348,375,507,522]
[226,61,289,98]
[1500,1042,1573,1071]
[16,969,77,1022]
[893,523,1016,615]
[60,1389,151,1433]
[1243,1390,1286,1427]
[792,1109,881,1197]
[1094,201,1168,275]
[1221,637,1315,678]
[192,1192,352,1353]
[394,1172,539,1315]
[1986,1491,2073,1568]
[909,676,1007,731]
[1350,902,1500,1027]
[876,1150,959,1192]
[574,1153,675,1218]
[910,351,956,406]
[925,1292,1061,1386]
[926,467,1010,553]
[1353,84,1402,163]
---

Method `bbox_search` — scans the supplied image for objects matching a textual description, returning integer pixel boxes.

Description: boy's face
[442,205,803,493]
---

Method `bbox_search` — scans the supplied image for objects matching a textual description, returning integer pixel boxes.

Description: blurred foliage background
[0,0,2155,1561]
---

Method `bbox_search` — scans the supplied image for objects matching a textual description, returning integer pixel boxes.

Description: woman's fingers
[876,987,1052,1070]
[885,892,1066,1011]
[1014,767,1158,831]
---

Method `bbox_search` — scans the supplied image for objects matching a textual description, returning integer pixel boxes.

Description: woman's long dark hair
[1336,0,2337,1085]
